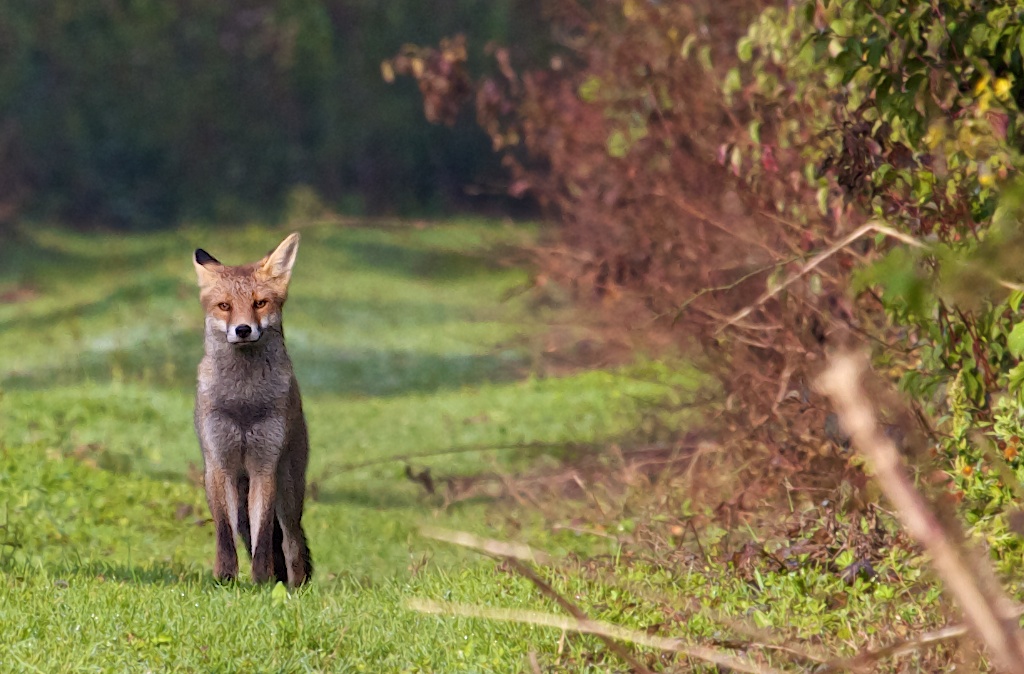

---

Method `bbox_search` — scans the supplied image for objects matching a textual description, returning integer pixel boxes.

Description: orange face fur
[193,233,300,345]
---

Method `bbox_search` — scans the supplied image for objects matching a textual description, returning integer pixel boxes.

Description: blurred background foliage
[0,0,547,232]
[389,0,1024,573]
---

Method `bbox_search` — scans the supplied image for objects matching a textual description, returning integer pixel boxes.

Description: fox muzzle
[227,323,262,344]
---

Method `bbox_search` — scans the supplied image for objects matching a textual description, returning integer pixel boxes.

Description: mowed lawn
[0,219,679,672]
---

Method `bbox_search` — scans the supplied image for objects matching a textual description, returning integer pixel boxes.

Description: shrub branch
[817,351,1024,673]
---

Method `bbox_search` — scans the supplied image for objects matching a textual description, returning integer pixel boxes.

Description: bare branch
[717,218,1024,333]
[408,599,788,674]
[505,556,656,674]
[817,351,1024,673]
[719,222,914,333]
[420,526,553,564]
[823,604,1024,672]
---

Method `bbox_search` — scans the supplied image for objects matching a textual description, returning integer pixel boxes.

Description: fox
[192,232,313,587]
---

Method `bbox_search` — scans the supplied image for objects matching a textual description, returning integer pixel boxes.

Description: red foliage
[388,0,870,480]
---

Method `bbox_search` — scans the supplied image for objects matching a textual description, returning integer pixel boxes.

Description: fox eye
[254,299,268,309]
[217,302,231,311]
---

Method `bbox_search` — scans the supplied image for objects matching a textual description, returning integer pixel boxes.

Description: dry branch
[507,556,655,674]
[717,218,1024,334]
[422,527,652,673]
[408,599,787,674]
[817,351,1024,673]
[420,527,794,673]
[420,526,553,564]
[719,222,921,333]
[822,604,1024,673]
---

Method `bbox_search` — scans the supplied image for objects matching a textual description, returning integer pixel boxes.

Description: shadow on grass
[339,239,503,281]
[45,560,328,591]
[311,483,428,509]
[0,229,189,298]
[2,336,528,397]
[39,560,217,587]
[310,441,627,511]
[0,272,188,334]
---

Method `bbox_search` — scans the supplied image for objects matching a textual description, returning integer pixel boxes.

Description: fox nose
[235,325,252,339]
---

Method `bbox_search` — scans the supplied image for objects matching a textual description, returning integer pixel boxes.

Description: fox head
[193,233,300,345]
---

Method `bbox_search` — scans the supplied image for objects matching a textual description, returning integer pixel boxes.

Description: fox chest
[198,367,291,431]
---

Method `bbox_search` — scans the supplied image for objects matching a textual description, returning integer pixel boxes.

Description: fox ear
[257,233,300,287]
[195,249,219,266]
[193,248,223,287]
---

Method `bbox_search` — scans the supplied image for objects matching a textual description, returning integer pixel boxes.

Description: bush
[392,0,1024,561]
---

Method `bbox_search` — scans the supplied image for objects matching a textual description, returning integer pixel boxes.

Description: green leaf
[738,37,753,63]
[271,581,288,607]
[680,34,697,59]
[697,45,713,71]
[1010,290,1024,312]
[578,76,601,103]
[730,145,742,173]
[723,68,742,95]
[866,40,885,68]
[1009,362,1024,393]
[905,73,927,94]
[816,186,829,215]
[606,130,629,158]
[1008,322,1024,358]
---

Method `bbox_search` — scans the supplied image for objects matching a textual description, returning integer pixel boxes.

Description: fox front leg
[197,413,244,582]
[205,464,242,580]
[243,417,286,584]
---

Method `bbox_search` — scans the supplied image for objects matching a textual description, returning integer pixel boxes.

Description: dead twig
[422,527,652,673]
[419,528,793,674]
[822,605,1024,672]
[670,257,800,323]
[420,526,553,564]
[719,218,1024,334]
[651,189,779,258]
[817,351,1024,673]
[719,222,919,333]
[408,599,788,674]
[505,557,656,674]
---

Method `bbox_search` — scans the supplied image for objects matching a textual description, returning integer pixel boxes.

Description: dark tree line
[0,0,546,231]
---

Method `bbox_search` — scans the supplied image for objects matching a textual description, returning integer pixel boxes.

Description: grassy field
[0,219,700,672]
[0,219,971,673]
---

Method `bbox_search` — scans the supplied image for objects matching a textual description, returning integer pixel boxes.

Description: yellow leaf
[973,74,989,97]
[923,121,945,149]
[994,77,1012,100]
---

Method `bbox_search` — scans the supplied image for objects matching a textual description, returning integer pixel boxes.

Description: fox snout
[228,322,262,344]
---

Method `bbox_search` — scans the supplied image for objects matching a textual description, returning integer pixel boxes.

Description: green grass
[0,218,699,672]
[0,218,968,673]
